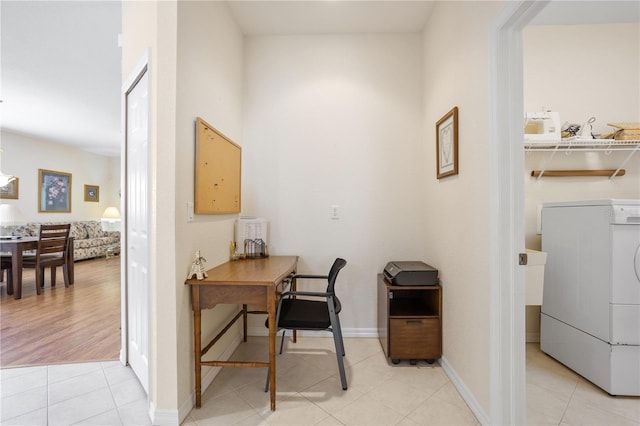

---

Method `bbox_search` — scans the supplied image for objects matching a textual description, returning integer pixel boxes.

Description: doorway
[121,52,151,394]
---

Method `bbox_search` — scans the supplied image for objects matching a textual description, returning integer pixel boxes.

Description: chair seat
[22,254,65,266]
[276,297,342,329]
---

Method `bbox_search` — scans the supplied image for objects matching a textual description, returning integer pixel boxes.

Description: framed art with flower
[38,169,72,212]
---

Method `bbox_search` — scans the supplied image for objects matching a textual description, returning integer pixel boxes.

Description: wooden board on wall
[195,117,241,214]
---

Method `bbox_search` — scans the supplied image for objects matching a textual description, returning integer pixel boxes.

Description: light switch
[331,205,340,220]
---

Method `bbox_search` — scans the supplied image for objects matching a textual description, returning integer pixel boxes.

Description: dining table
[1,236,74,299]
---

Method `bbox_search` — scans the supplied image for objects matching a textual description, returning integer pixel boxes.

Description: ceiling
[227,1,434,35]
[1,1,122,157]
[1,1,638,158]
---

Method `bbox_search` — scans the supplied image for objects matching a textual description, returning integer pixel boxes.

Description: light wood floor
[0,257,121,368]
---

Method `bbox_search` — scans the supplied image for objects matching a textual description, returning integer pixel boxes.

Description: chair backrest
[38,224,71,260]
[326,258,347,293]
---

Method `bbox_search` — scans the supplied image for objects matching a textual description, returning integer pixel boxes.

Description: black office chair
[265,258,348,391]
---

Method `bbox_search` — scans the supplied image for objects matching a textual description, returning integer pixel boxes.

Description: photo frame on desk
[436,106,459,179]
[194,117,242,214]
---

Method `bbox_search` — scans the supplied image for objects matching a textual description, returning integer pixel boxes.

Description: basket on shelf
[605,122,640,141]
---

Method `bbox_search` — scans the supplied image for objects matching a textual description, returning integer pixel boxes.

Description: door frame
[119,50,151,392]
[489,1,549,424]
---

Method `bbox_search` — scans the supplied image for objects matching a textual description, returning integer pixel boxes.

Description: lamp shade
[0,174,16,187]
[102,207,121,219]
[101,206,121,232]
[0,148,17,186]
[0,204,26,226]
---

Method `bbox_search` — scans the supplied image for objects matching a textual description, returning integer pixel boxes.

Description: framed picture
[436,106,459,179]
[84,184,99,202]
[38,169,72,213]
[0,178,19,199]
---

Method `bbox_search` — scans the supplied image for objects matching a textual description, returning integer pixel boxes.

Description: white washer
[540,199,640,396]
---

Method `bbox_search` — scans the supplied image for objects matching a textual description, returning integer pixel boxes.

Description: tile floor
[184,337,478,426]
[0,360,150,425]
[525,342,640,426]
[1,339,638,425]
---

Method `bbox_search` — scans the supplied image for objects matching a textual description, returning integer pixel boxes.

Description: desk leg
[267,290,277,411]
[193,289,202,408]
[292,278,297,344]
[11,246,23,300]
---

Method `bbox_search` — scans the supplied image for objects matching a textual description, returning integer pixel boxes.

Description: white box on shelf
[524,111,561,141]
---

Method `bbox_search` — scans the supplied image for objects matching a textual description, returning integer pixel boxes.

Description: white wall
[422,1,506,418]
[523,23,640,341]
[123,1,244,421]
[175,1,244,419]
[122,0,180,420]
[242,34,425,333]
[1,130,120,221]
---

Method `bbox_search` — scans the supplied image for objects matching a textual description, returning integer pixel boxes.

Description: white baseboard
[149,401,180,426]
[439,355,490,425]
[176,334,243,425]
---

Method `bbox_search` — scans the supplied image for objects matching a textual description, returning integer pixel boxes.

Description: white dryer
[540,199,640,396]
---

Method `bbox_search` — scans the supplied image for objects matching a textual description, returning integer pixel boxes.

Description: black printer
[383,261,438,286]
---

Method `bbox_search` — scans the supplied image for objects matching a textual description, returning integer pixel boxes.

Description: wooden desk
[185,255,298,411]
[1,236,75,299]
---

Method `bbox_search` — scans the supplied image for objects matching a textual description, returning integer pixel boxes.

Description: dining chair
[1,258,13,295]
[1,224,72,295]
[264,258,348,391]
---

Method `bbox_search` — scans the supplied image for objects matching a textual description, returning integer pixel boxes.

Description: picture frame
[0,178,19,199]
[436,106,459,179]
[84,184,100,202]
[38,169,72,213]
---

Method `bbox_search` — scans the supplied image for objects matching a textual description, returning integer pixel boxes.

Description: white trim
[439,355,490,425]
[489,1,549,424]
[149,402,179,426]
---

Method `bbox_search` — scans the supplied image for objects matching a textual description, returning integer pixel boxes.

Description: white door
[124,62,150,393]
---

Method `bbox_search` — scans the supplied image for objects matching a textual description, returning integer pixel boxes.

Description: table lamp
[0,204,26,238]
[100,206,121,232]
[0,148,17,187]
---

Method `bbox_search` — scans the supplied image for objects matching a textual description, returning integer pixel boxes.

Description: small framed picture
[84,184,100,202]
[0,178,19,199]
[436,106,459,179]
[39,169,72,212]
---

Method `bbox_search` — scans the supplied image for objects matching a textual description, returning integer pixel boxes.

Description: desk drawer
[389,318,440,359]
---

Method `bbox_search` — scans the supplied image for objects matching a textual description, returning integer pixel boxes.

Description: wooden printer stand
[377,274,442,364]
